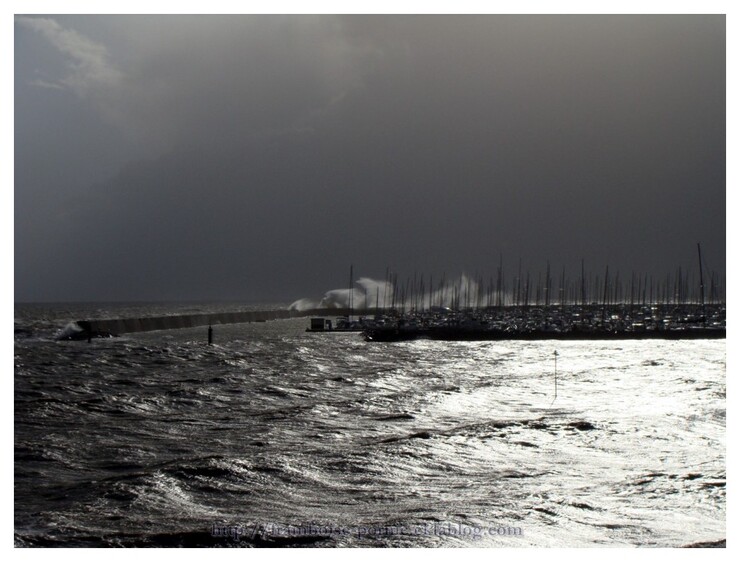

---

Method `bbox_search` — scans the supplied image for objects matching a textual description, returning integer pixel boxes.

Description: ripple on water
[14,309,726,547]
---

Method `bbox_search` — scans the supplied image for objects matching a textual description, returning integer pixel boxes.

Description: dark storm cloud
[15,15,725,302]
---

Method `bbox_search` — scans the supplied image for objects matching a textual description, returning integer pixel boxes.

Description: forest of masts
[349,258,725,314]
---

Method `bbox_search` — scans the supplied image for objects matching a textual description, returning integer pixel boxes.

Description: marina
[357,304,726,342]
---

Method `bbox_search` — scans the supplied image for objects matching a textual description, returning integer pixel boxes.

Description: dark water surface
[14,303,725,547]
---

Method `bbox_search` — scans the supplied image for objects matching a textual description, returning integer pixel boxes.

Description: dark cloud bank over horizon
[15,15,725,303]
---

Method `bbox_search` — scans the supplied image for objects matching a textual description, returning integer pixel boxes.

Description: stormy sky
[14,15,725,303]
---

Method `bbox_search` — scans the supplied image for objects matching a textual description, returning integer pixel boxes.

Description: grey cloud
[15,15,725,302]
[19,16,374,151]
[17,16,123,95]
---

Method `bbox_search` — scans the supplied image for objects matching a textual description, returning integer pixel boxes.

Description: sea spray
[289,273,482,311]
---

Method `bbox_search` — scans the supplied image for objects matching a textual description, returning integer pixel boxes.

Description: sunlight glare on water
[14,307,725,547]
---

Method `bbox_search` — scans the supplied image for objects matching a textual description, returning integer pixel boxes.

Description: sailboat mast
[697,243,706,308]
[349,264,354,319]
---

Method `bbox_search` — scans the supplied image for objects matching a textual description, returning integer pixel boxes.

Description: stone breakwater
[65,308,372,339]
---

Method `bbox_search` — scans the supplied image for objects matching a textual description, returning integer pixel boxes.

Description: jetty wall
[77,308,375,336]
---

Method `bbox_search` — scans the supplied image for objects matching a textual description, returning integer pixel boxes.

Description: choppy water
[14,303,726,547]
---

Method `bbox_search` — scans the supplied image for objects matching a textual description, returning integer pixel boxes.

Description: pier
[63,307,378,340]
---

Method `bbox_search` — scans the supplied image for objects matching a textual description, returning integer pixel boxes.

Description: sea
[14,302,726,547]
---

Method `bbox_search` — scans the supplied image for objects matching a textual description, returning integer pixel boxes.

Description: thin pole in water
[208,325,213,346]
[550,350,559,406]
